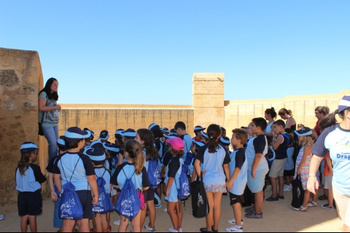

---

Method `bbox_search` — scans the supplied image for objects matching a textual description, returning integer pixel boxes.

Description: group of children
[15,109,334,232]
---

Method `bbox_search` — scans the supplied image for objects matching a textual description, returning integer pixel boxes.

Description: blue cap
[99,130,109,140]
[84,148,106,162]
[192,139,205,148]
[103,142,120,153]
[20,142,38,151]
[122,128,136,139]
[64,127,90,139]
[201,131,209,140]
[219,136,230,146]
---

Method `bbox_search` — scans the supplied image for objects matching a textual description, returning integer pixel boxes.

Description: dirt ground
[0,185,342,232]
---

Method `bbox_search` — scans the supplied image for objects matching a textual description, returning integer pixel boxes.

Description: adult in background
[307,95,350,232]
[38,77,61,161]
[314,106,330,137]
[278,108,296,133]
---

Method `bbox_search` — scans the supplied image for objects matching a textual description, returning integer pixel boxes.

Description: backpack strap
[122,167,136,179]
[60,156,80,183]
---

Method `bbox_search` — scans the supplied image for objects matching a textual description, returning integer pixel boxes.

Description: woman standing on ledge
[38,77,61,161]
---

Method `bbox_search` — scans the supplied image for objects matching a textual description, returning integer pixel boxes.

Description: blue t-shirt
[228,148,247,195]
[245,134,268,172]
[94,167,111,194]
[311,124,350,195]
[16,164,47,192]
[111,162,149,191]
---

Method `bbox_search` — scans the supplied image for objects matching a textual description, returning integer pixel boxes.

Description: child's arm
[48,172,58,202]
[224,163,230,181]
[272,134,283,151]
[87,175,99,205]
[191,168,197,182]
[165,177,174,196]
[297,145,311,175]
[326,156,333,176]
[226,167,241,191]
[251,153,263,178]
[194,159,202,177]
[53,173,62,194]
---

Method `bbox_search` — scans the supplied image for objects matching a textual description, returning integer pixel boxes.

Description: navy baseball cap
[64,126,90,139]
[192,139,205,148]
[122,128,136,139]
[84,148,106,162]
[194,125,206,132]
[99,130,109,140]
[294,127,312,136]
[219,136,230,146]
[338,95,350,113]
[103,142,120,153]
[20,142,38,151]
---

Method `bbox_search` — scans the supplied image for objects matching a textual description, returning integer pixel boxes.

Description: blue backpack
[92,169,113,214]
[59,158,83,220]
[115,169,140,220]
[148,158,161,189]
[177,162,191,200]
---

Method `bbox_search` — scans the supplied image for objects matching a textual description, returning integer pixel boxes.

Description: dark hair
[174,121,186,130]
[252,117,267,131]
[265,107,277,119]
[278,108,292,116]
[39,77,58,100]
[124,140,144,175]
[169,147,184,158]
[137,128,159,161]
[149,125,163,138]
[318,111,339,132]
[18,148,37,176]
[64,138,83,149]
[272,119,286,128]
[232,128,248,145]
[315,106,330,115]
[207,124,221,153]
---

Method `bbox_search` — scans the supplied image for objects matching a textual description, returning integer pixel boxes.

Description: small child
[99,130,110,143]
[283,133,295,192]
[164,137,185,232]
[85,148,111,232]
[320,153,334,210]
[193,125,206,142]
[226,129,248,232]
[111,139,150,232]
[16,142,47,232]
[174,121,192,158]
[292,127,318,211]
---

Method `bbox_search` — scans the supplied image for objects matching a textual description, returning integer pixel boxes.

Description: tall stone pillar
[192,73,225,129]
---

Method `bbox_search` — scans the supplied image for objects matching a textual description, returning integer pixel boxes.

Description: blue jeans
[43,125,59,161]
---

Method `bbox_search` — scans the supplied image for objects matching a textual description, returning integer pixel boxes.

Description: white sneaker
[113,220,120,226]
[178,227,182,232]
[164,208,168,212]
[0,215,4,221]
[227,218,244,225]
[144,225,156,232]
[226,225,243,232]
[283,184,292,191]
[168,227,178,232]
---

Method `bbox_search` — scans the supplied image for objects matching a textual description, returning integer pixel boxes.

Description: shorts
[269,158,286,178]
[333,185,350,226]
[165,182,179,203]
[18,190,42,216]
[324,175,333,190]
[284,169,294,177]
[229,192,245,205]
[144,188,155,202]
[247,168,269,193]
[204,184,226,193]
[53,197,63,228]
[76,190,92,219]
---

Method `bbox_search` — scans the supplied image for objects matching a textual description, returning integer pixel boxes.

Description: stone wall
[0,48,44,203]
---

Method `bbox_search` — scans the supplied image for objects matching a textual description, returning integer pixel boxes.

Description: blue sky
[1,1,349,105]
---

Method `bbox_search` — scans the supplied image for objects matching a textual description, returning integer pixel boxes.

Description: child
[52,126,99,232]
[174,121,192,158]
[193,125,206,142]
[226,129,248,232]
[136,128,159,232]
[266,120,289,201]
[190,140,206,182]
[244,118,269,219]
[194,124,231,232]
[99,130,110,143]
[320,153,335,210]
[219,136,231,153]
[46,136,67,232]
[16,142,47,232]
[283,133,294,192]
[85,148,111,232]
[111,139,149,232]
[292,127,318,211]
[164,137,185,232]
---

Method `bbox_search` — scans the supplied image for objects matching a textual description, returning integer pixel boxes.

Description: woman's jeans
[43,125,59,161]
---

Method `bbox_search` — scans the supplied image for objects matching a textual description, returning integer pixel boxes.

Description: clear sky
[1,1,349,105]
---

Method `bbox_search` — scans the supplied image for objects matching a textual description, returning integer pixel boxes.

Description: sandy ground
[0,185,342,232]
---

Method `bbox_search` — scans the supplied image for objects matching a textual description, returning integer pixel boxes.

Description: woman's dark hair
[18,149,37,176]
[137,128,159,161]
[318,110,339,131]
[315,106,330,115]
[278,108,292,116]
[39,77,58,100]
[265,107,277,119]
[207,124,221,153]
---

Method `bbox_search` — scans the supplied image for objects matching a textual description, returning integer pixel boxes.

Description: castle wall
[0,48,45,203]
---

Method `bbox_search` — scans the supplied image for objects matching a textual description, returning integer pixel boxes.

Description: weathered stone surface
[0,69,19,86]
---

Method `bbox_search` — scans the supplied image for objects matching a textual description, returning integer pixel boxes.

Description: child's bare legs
[147,200,156,228]
[167,201,180,230]
[20,215,37,232]
[205,192,214,231]
[328,188,334,207]
[77,219,90,232]
[232,203,242,227]
[254,190,264,214]
[175,200,183,229]
[93,213,108,232]
[303,190,310,208]
[285,175,293,186]
[118,216,129,232]
[212,192,223,230]
[278,176,284,197]
[205,192,223,231]
[312,189,319,203]
[269,176,278,197]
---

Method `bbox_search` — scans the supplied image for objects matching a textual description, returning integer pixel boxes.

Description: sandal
[307,201,318,207]
[292,206,307,212]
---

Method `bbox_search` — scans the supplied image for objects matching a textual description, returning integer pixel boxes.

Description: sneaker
[168,227,178,232]
[178,227,183,232]
[113,220,120,226]
[144,225,156,232]
[244,206,254,213]
[0,215,4,221]
[226,225,243,232]
[244,212,263,219]
[321,203,334,210]
[307,201,318,207]
[164,208,168,212]
[292,206,307,212]
[227,218,244,225]
[265,196,279,201]
[283,184,292,191]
